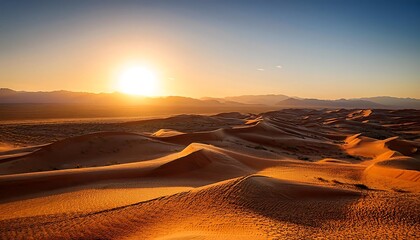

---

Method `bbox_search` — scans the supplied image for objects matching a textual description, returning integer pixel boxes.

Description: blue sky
[1,0,419,98]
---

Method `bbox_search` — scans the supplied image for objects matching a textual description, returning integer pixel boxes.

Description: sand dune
[147,144,254,180]
[0,132,182,175]
[0,108,419,239]
[1,175,418,239]
[152,129,184,137]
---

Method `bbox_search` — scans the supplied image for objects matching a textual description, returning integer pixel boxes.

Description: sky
[1,0,419,99]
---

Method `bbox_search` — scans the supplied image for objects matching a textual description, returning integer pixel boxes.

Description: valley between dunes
[0,109,419,239]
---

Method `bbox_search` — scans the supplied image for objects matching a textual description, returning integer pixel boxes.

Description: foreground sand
[0,109,419,239]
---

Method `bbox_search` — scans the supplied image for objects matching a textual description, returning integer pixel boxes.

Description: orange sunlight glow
[117,65,159,96]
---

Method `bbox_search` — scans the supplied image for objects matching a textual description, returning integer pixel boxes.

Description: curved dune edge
[152,129,185,137]
[364,164,420,192]
[318,158,352,164]
[200,175,361,199]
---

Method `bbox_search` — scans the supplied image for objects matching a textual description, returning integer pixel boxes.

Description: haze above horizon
[1,0,419,99]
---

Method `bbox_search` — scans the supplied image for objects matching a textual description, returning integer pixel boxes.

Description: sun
[117,65,159,96]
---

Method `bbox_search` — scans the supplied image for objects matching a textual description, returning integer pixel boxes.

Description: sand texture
[0,109,419,239]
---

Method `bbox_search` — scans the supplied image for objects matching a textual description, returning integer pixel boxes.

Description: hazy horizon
[1,0,420,99]
[3,87,420,101]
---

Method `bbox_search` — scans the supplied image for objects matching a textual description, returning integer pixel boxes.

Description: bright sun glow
[118,65,158,96]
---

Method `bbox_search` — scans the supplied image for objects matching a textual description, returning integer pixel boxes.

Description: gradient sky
[1,0,419,99]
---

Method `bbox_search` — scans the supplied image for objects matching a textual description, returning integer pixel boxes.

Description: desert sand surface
[0,109,419,239]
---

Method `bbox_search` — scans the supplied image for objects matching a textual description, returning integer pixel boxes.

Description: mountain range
[1,88,419,109]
